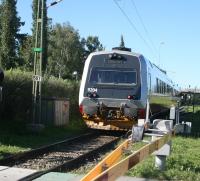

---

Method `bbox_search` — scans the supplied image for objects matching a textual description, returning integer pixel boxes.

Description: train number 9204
[88,87,98,93]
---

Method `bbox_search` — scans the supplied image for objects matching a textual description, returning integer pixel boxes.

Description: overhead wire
[130,0,158,59]
[113,0,157,59]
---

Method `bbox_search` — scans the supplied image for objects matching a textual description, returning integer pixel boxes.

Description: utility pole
[32,0,45,130]
[31,0,64,131]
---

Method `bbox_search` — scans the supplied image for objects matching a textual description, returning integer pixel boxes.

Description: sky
[16,0,200,89]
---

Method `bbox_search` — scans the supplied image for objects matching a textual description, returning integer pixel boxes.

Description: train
[79,47,179,130]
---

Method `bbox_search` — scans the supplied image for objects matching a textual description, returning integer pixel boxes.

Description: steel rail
[0,131,125,181]
[0,132,95,166]
[20,135,121,181]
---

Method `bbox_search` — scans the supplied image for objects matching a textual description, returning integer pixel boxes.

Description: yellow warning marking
[81,133,171,181]
[81,139,130,181]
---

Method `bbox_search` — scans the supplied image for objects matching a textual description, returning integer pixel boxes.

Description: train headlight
[127,95,134,100]
[117,55,122,59]
[137,109,146,119]
[92,92,97,98]
[108,53,125,60]
[79,104,83,114]
[108,54,112,59]
[87,92,98,98]
[108,53,117,59]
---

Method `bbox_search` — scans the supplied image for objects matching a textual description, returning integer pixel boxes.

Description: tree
[120,35,125,48]
[0,0,23,69]
[0,3,2,54]
[47,23,84,79]
[18,35,33,70]
[81,36,104,59]
[85,36,104,53]
[32,0,48,71]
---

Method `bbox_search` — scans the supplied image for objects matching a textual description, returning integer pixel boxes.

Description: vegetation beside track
[127,106,200,180]
[0,69,80,122]
[0,119,87,160]
[127,136,200,180]
[183,105,200,133]
[0,69,88,159]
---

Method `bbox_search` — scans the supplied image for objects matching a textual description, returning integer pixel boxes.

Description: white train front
[79,48,179,130]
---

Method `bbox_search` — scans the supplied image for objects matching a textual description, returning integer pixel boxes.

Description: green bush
[0,69,80,122]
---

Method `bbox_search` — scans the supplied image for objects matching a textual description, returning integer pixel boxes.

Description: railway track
[0,131,124,180]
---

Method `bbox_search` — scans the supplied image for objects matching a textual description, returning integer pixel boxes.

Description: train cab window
[167,85,170,94]
[117,71,136,84]
[89,67,137,85]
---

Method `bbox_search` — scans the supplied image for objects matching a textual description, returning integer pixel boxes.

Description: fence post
[153,119,173,171]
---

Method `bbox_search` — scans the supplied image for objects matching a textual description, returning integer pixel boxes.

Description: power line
[130,0,158,58]
[113,0,156,58]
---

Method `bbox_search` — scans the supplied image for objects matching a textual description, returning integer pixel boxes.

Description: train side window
[163,83,165,94]
[156,78,159,93]
[163,83,166,94]
[169,86,173,95]
[167,84,170,94]
[160,80,162,94]
[159,79,161,93]
[160,81,162,94]
[148,73,151,94]
[162,82,165,94]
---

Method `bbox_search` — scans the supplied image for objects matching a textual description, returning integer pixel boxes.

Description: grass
[126,105,200,180]
[126,136,200,180]
[0,118,87,159]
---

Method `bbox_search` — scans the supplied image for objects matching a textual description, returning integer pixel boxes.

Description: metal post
[30,0,64,131]
[176,101,180,125]
[152,120,173,171]
[145,99,150,123]
[193,92,195,113]
[32,0,40,125]
[155,155,166,170]
[31,0,44,131]
[39,0,44,124]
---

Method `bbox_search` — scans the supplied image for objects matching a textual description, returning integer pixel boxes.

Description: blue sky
[16,0,200,89]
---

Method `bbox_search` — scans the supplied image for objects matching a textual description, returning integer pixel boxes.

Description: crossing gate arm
[81,139,130,181]
[81,133,171,181]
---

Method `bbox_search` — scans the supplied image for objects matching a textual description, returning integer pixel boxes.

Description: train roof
[88,50,167,75]
[88,49,142,58]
